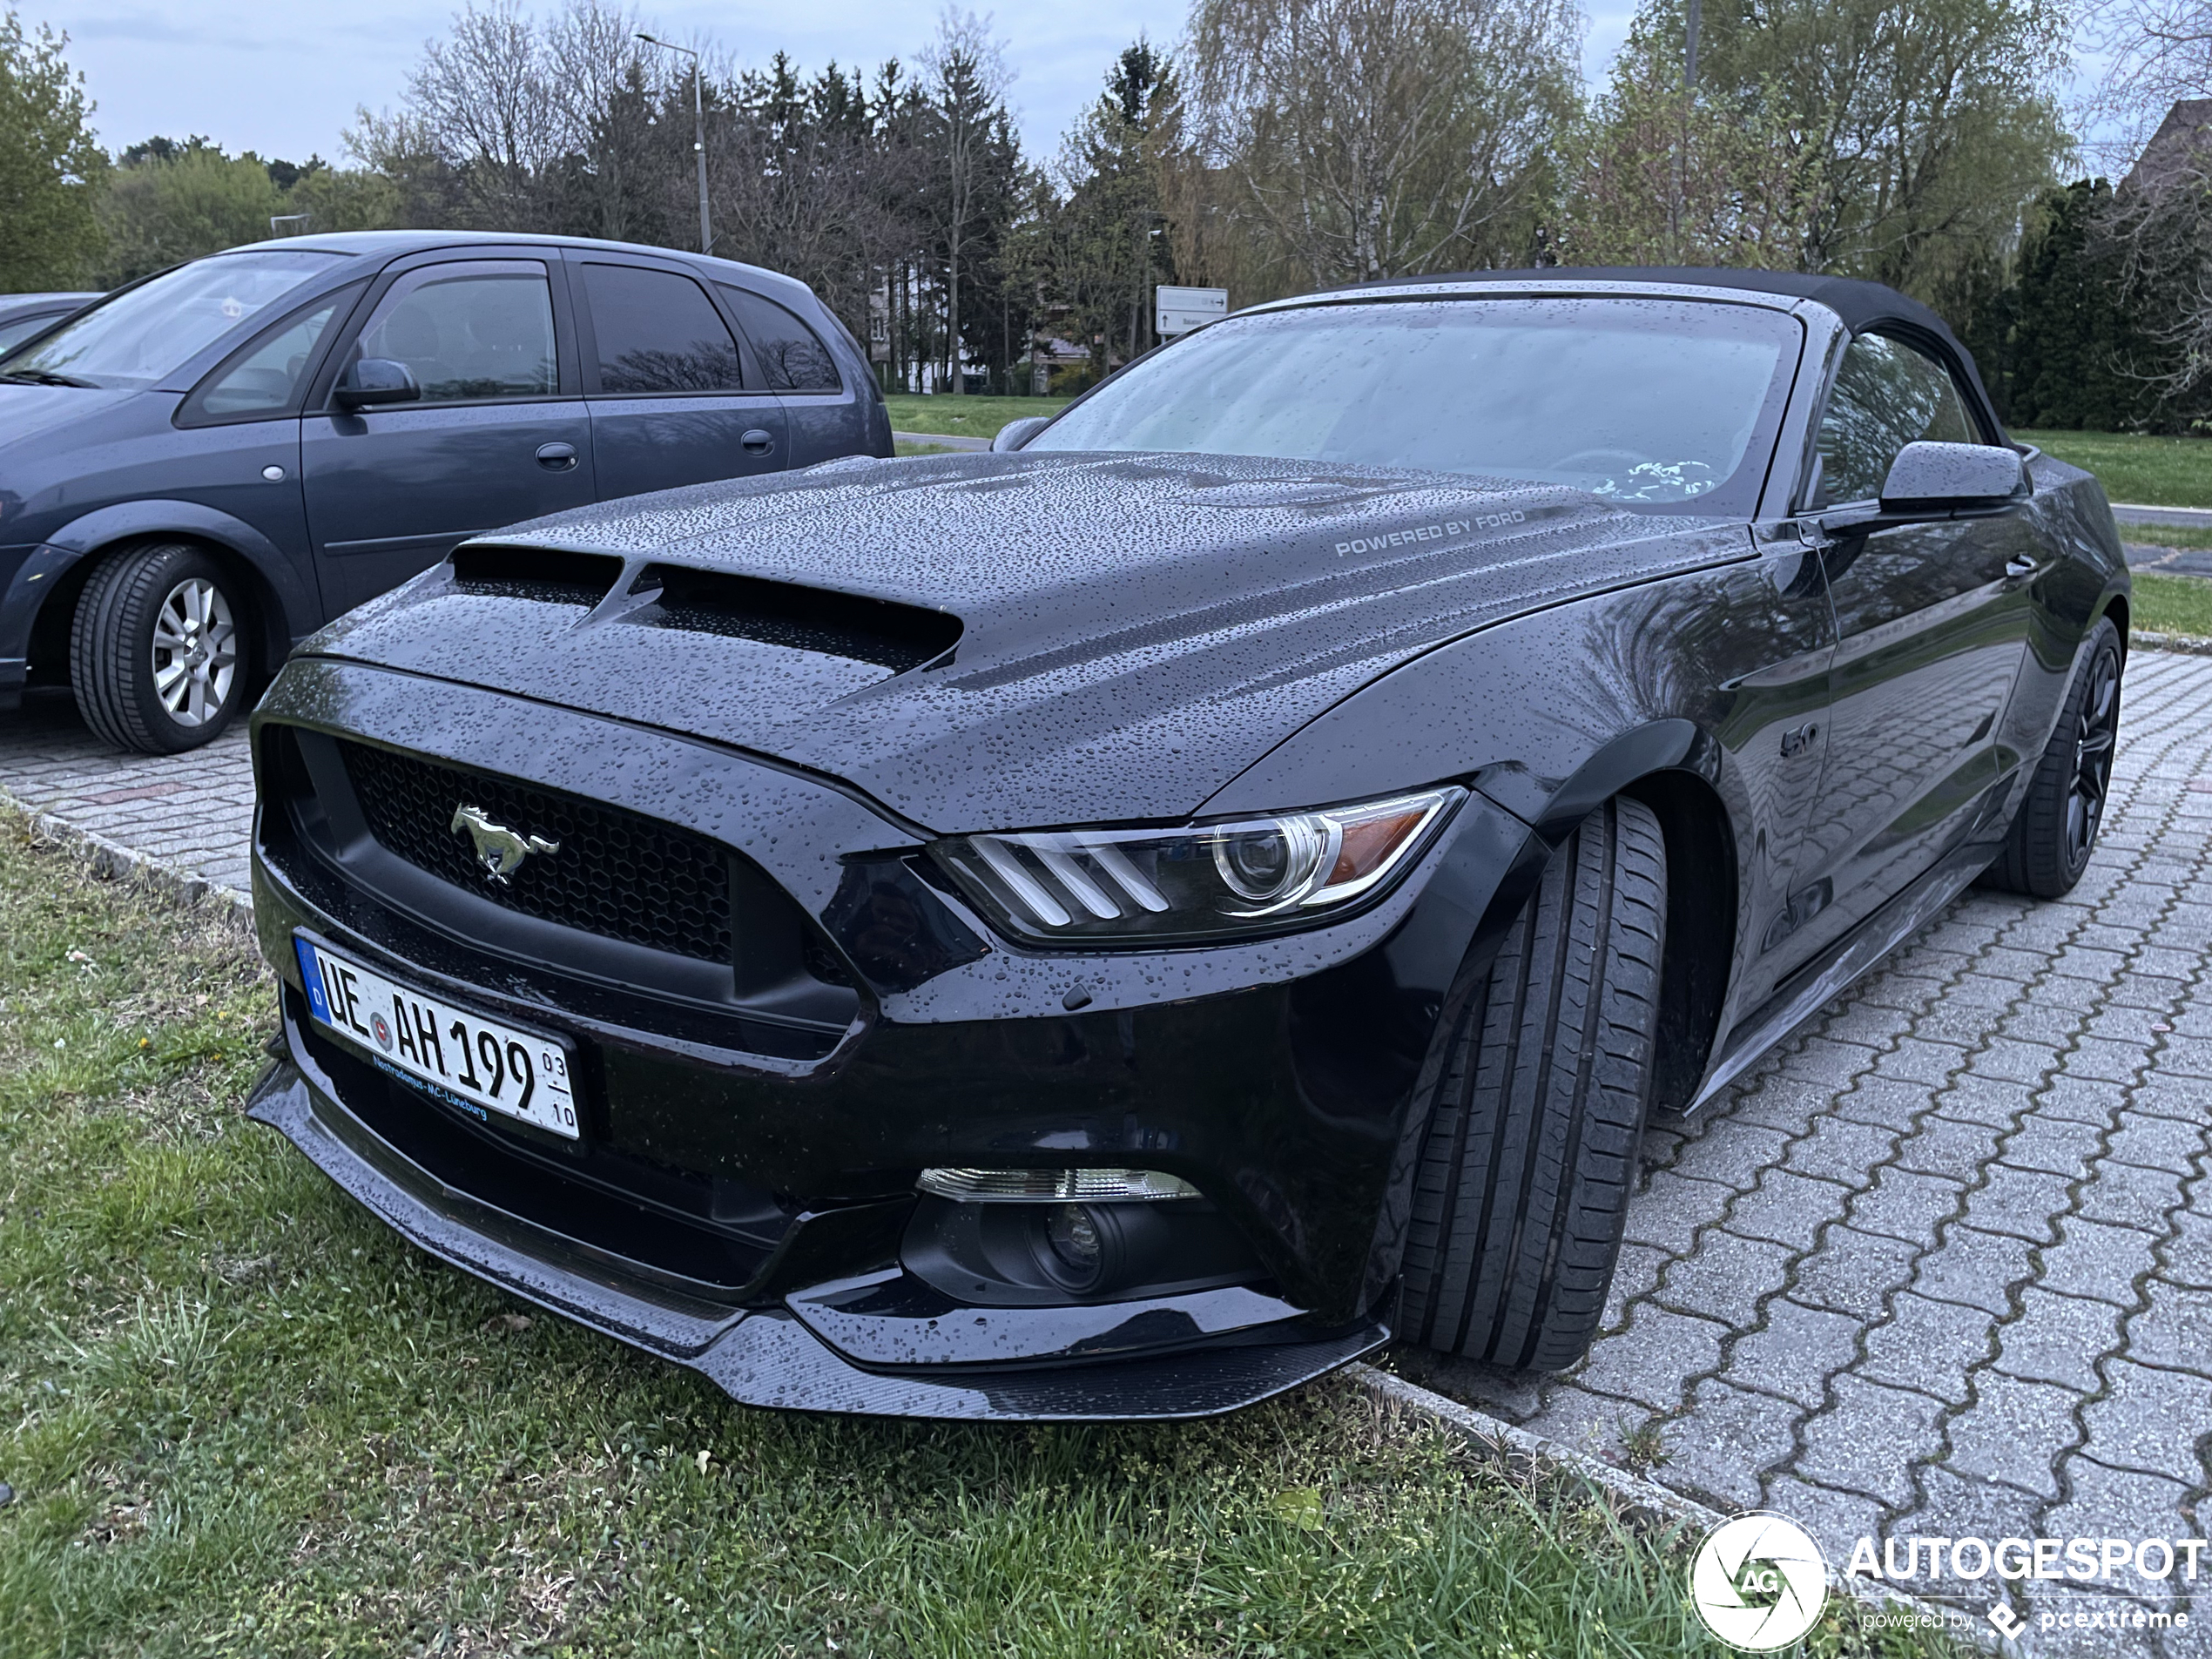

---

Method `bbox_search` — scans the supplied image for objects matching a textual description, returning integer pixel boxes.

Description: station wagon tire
[1400,795,1667,1373]
[1980,617,2123,900]
[70,543,248,754]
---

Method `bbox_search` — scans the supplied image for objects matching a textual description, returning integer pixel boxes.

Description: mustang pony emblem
[449,805,559,884]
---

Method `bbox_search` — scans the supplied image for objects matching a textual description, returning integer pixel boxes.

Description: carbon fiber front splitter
[244,1058,1387,1421]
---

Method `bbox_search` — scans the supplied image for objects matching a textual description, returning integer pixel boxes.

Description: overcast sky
[53,0,1647,167]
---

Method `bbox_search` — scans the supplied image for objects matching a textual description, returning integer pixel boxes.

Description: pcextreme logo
[1689,1513,1831,1651]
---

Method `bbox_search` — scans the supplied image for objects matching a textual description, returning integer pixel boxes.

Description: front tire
[70,543,248,753]
[1401,795,1667,1373]
[1979,617,2122,899]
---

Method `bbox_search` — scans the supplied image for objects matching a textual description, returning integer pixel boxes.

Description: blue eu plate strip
[293,936,333,1025]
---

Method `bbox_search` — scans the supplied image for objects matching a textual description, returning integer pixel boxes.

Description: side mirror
[334,357,421,410]
[992,415,1052,452]
[1878,441,2025,513]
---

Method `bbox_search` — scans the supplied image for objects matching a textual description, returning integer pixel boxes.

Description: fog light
[1045,1204,1103,1276]
[916,1167,1200,1202]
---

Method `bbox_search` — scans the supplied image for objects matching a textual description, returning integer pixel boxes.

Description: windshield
[3,250,344,389]
[1028,296,1801,509]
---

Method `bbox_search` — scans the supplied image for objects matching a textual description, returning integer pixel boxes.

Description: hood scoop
[619,563,961,673]
[451,543,625,607]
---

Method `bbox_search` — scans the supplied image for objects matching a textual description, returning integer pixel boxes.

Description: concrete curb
[1350,1363,2013,1653]
[2136,631,2212,658]
[2112,502,2212,529]
[8,799,254,938]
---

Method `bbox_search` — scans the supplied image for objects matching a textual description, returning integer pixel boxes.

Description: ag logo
[1689,1513,1829,1650]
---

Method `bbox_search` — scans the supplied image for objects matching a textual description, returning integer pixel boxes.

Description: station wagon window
[718,285,840,392]
[1814,333,1980,505]
[346,261,557,404]
[582,263,745,393]
[192,294,348,419]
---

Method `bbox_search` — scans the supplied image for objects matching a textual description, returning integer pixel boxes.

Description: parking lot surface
[5,654,2211,1656]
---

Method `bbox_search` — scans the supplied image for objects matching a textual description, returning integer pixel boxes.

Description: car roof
[209,230,819,307]
[0,291,101,311]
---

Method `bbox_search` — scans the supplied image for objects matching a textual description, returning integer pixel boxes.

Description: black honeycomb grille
[340,742,733,964]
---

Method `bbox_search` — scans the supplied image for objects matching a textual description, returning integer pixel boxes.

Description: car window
[1025,296,1799,510]
[4,249,341,388]
[1815,333,1980,505]
[0,311,64,355]
[346,261,557,404]
[583,263,744,393]
[718,285,840,392]
[195,297,345,417]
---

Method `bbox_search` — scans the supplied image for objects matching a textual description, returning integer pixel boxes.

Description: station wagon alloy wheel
[69,540,252,754]
[151,577,238,726]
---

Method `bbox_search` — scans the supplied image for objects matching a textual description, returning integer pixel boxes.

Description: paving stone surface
[1389,651,2212,1658]
[9,652,2212,1656]
[0,691,253,897]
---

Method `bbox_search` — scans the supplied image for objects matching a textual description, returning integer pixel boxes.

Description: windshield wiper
[0,368,98,388]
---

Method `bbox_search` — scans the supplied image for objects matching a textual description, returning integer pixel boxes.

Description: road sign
[1156,286,1229,337]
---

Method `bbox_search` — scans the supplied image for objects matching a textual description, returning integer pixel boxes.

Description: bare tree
[2082,0,2212,163]
[399,0,565,226]
[1188,0,1581,287]
[921,9,1012,394]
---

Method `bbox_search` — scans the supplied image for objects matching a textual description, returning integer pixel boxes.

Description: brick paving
[0,691,253,899]
[7,656,2212,1655]
[1401,648,2212,1656]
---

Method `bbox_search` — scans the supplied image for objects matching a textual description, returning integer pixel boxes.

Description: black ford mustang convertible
[245,268,2128,1419]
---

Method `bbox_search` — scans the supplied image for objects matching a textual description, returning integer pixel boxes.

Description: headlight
[930,786,1462,944]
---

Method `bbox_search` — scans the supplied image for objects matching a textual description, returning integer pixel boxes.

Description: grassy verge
[2134,572,2212,638]
[883,394,1069,440]
[2120,521,2212,550]
[0,815,1966,1657]
[2016,428,2212,509]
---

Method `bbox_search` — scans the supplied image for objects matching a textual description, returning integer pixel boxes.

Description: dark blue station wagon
[0,232,891,752]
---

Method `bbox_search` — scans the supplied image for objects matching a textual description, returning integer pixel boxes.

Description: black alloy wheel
[1981,617,2124,900]
[1400,795,1668,1373]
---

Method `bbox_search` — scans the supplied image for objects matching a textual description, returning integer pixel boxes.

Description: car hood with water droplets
[302,451,1750,833]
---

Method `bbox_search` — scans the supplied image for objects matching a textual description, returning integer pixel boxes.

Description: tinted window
[0,311,66,354]
[583,264,743,393]
[1025,297,1799,509]
[348,262,556,404]
[718,286,840,392]
[7,249,341,388]
[1816,333,1979,504]
[196,297,344,417]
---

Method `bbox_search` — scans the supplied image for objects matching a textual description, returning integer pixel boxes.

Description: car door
[300,255,595,613]
[569,256,788,498]
[1783,331,2038,963]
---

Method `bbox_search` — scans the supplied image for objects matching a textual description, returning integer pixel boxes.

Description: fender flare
[3,499,318,675]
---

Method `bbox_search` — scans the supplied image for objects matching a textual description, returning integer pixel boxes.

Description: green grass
[2016,429,2212,509]
[882,394,1069,440]
[2118,521,2212,550]
[0,816,1969,1658]
[2134,572,2212,638]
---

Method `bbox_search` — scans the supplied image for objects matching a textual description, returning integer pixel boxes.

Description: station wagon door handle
[535,442,579,472]
[740,428,774,455]
[2005,554,2039,579]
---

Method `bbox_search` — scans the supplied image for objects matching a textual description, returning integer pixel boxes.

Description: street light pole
[638,33,711,256]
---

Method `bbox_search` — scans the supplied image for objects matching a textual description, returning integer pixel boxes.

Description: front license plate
[293,935,580,1140]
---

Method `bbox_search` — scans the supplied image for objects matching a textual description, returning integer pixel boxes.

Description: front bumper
[248,1049,1386,1419]
[245,658,1537,1418]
